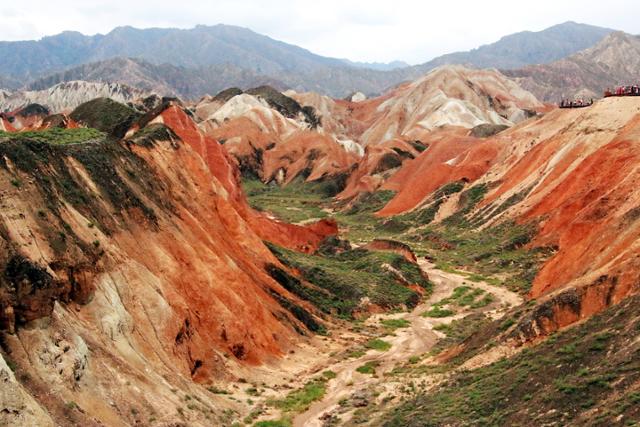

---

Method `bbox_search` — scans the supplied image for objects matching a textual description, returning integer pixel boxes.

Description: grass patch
[344,190,397,215]
[322,370,337,380]
[243,177,332,223]
[207,386,230,395]
[383,295,640,426]
[432,313,493,354]
[247,173,545,300]
[346,349,367,359]
[365,338,392,351]
[70,97,142,138]
[254,420,291,427]
[422,307,455,318]
[432,286,494,312]
[269,376,329,415]
[410,220,549,295]
[267,243,431,318]
[0,128,105,145]
[356,361,380,375]
[381,318,411,330]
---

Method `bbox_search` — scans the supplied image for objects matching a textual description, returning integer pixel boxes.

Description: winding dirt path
[293,260,522,427]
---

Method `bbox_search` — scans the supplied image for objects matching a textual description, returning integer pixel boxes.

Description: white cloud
[0,0,638,64]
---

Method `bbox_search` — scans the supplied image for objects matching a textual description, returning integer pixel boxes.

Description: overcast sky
[1,0,638,64]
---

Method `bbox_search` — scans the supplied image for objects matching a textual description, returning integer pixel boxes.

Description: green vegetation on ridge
[0,128,105,145]
[266,243,432,318]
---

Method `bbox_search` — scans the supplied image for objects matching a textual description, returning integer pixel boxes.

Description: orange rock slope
[0,103,83,132]
[376,128,502,215]
[151,104,338,252]
[0,101,335,426]
[338,66,544,200]
[196,91,370,187]
[380,97,640,333]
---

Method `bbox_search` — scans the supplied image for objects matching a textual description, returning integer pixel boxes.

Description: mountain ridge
[0,22,618,98]
[414,21,614,71]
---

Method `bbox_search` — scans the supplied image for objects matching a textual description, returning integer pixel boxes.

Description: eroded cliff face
[0,102,335,425]
[151,103,339,252]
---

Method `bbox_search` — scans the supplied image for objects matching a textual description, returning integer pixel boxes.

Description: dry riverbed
[236,260,522,427]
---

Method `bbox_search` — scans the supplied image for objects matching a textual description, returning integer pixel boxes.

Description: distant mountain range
[24,58,286,98]
[0,25,347,80]
[415,21,613,71]
[21,57,413,100]
[0,22,621,99]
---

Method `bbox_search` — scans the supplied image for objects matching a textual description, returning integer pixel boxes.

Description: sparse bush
[356,361,380,375]
[365,339,392,351]
[422,306,454,318]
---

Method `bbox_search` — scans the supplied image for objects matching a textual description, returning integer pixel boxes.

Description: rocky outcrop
[376,127,502,215]
[70,97,142,138]
[197,90,364,187]
[0,80,146,113]
[470,123,510,138]
[360,66,542,147]
[198,68,542,199]
[362,239,418,263]
[0,355,54,426]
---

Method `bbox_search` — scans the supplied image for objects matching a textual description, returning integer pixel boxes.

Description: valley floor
[241,260,521,426]
[236,177,639,427]
[294,261,522,427]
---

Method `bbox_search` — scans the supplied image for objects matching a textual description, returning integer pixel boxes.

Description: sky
[1,0,638,64]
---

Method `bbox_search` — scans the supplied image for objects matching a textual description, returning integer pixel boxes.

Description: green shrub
[365,339,392,351]
[254,420,291,427]
[207,386,229,394]
[381,318,411,329]
[356,361,380,375]
[423,307,455,318]
[322,370,337,380]
[267,244,430,318]
[271,378,327,413]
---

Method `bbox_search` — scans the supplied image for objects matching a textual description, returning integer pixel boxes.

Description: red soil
[378,129,501,216]
[156,105,337,253]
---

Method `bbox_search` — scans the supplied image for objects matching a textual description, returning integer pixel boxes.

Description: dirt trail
[293,260,522,427]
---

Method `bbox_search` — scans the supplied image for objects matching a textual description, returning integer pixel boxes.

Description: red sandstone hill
[379,96,640,337]
[0,99,336,425]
